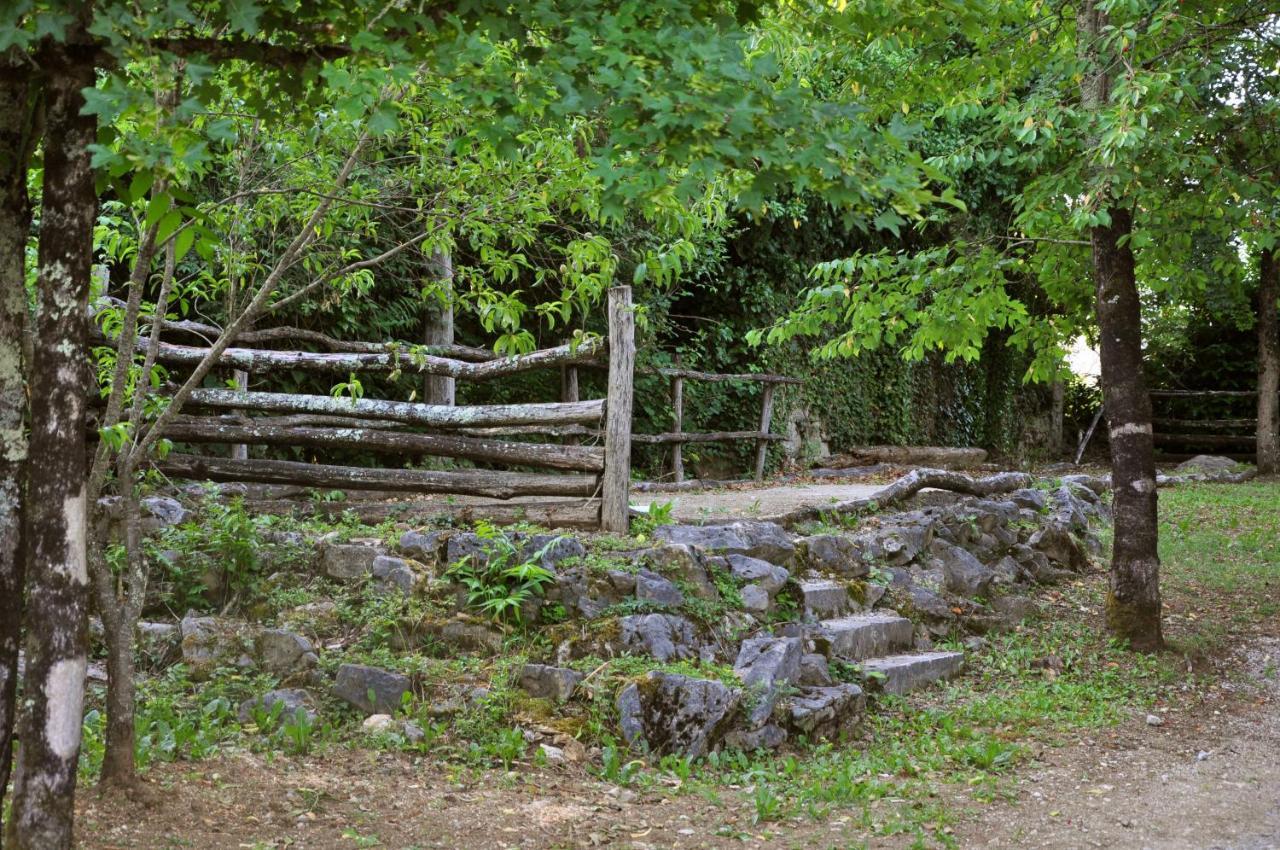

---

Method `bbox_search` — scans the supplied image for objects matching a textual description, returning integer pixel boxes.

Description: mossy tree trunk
[0,57,36,841]
[6,41,97,850]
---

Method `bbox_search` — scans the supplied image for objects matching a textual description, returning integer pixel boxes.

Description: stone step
[860,651,965,695]
[797,578,851,619]
[815,613,913,660]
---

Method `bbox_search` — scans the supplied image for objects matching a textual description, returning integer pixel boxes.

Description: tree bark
[0,59,35,841]
[1093,207,1163,650]
[7,45,97,850]
[422,250,455,405]
[1257,248,1279,475]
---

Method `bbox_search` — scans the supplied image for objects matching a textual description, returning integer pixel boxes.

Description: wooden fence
[1150,389,1257,456]
[108,285,803,529]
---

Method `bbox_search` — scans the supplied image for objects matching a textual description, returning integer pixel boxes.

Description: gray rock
[723,723,787,751]
[440,619,504,654]
[740,583,771,614]
[180,614,253,677]
[724,555,789,593]
[1029,525,1087,571]
[861,651,964,695]
[551,567,608,618]
[518,663,584,702]
[934,543,996,598]
[990,594,1036,625]
[142,496,189,527]
[799,653,833,686]
[787,684,865,739]
[816,613,913,660]
[654,521,795,565]
[238,688,317,724]
[908,585,955,620]
[734,637,803,690]
[524,534,586,568]
[332,663,411,715]
[255,628,319,677]
[800,535,867,577]
[320,543,381,582]
[616,673,741,757]
[1175,454,1239,475]
[991,555,1021,585]
[643,544,718,599]
[1008,488,1048,511]
[1013,545,1074,584]
[618,613,699,662]
[850,522,932,567]
[796,579,851,620]
[371,555,419,595]
[734,636,803,726]
[635,569,685,607]
[137,621,180,669]
[398,529,446,563]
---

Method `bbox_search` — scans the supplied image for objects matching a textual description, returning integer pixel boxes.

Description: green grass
[1158,482,1280,649]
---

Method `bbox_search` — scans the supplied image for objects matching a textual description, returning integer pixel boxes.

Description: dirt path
[631,481,883,523]
[953,637,1280,850]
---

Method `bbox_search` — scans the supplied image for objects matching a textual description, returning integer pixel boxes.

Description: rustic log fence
[98,285,799,530]
[1149,389,1258,456]
[645,365,800,484]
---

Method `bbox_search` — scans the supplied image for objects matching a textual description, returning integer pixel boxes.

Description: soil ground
[73,633,1280,849]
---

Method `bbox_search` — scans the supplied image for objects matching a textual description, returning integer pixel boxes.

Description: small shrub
[444,522,559,624]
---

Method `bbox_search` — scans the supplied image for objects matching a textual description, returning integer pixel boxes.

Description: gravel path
[954,637,1280,850]
[631,482,883,523]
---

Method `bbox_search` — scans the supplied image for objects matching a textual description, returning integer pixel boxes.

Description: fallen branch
[774,468,1035,527]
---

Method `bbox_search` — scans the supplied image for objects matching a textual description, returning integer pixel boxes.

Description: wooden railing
[648,363,801,483]
[1149,389,1257,453]
[98,285,801,528]
[107,286,636,531]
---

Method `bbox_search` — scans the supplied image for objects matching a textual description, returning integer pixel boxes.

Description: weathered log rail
[1148,388,1262,458]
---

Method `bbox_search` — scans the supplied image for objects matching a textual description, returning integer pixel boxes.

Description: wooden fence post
[754,384,775,482]
[601,286,635,532]
[671,355,684,483]
[561,353,580,446]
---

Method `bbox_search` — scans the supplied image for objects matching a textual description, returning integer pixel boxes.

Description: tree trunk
[0,59,35,840]
[96,495,140,787]
[1093,207,1163,651]
[7,47,97,850]
[422,250,455,406]
[1079,0,1161,652]
[1257,248,1279,475]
